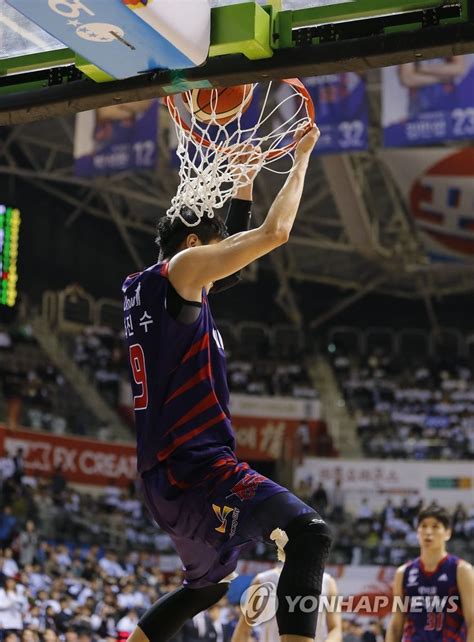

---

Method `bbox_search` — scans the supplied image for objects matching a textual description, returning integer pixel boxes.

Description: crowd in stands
[0,326,94,436]
[71,327,126,410]
[227,360,316,398]
[332,348,474,460]
[0,442,472,641]
[68,323,318,413]
[296,478,474,566]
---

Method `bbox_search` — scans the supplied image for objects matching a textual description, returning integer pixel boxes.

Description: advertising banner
[382,56,474,147]
[295,458,474,509]
[6,0,201,79]
[273,74,368,154]
[304,73,369,154]
[74,100,158,176]
[0,424,135,487]
[379,147,474,261]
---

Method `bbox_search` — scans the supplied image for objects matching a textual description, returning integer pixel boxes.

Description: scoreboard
[0,205,21,307]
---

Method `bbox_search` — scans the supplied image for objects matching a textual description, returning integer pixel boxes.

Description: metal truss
[1,98,474,330]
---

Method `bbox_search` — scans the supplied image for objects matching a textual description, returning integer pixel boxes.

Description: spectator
[13,448,25,483]
[0,576,27,633]
[98,550,126,578]
[357,498,374,523]
[331,479,345,520]
[2,548,19,578]
[116,609,139,640]
[296,421,311,458]
[208,603,234,642]
[0,449,15,488]
[0,506,17,548]
[2,364,26,431]
[51,466,67,501]
[311,482,329,516]
[54,597,74,633]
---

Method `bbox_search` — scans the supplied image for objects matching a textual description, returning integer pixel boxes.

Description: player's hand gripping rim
[294,123,320,160]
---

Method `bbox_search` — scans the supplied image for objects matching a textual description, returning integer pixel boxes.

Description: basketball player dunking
[122,125,332,642]
[386,505,473,642]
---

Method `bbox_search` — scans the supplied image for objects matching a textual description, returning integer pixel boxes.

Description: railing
[329,325,471,358]
[42,287,474,359]
[42,287,122,334]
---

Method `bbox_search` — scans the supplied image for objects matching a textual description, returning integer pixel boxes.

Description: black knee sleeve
[139,583,228,642]
[276,513,332,639]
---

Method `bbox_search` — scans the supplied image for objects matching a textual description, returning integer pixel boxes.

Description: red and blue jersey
[402,555,466,642]
[121,261,236,483]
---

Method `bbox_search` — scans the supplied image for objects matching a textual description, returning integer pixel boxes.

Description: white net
[165,79,313,226]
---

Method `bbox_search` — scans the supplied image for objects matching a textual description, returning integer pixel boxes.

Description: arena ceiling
[0,0,474,326]
[1,76,474,329]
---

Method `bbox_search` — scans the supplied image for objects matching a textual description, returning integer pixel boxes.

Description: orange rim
[165,78,315,161]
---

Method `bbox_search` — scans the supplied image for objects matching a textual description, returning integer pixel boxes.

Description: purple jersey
[122,261,236,483]
[121,260,296,588]
[402,555,466,642]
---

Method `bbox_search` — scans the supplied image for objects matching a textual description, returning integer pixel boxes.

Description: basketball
[184,84,254,126]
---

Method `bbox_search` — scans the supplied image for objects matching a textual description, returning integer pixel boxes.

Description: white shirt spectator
[98,554,126,578]
[0,585,27,630]
[46,598,61,613]
[103,485,121,508]
[28,569,51,595]
[2,556,19,578]
[117,590,138,611]
[357,501,373,520]
[116,611,138,634]
[0,455,15,481]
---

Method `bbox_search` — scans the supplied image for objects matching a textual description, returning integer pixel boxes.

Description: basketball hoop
[165,78,315,225]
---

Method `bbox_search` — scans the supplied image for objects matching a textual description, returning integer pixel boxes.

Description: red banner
[0,424,136,487]
[233,417,323,461]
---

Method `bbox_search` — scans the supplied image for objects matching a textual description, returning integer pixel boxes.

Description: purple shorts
[140,462,313,588]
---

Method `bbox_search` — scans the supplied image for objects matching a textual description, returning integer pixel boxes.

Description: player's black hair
[417,505,451,529]
[155,208,228,260]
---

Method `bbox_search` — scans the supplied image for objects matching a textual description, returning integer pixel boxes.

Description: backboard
[0,0,473,124]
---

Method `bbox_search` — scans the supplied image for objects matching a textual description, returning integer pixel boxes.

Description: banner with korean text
[74,100,158,176]
[382,55,474,147]
[295,458,474,509]
[273,74,369,155]
[305,73,369,154]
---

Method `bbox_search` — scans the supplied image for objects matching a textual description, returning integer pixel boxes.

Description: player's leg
[135,471,233,642]
[251,492,332,642]
[126,582,229,642]
[277,510,331,641]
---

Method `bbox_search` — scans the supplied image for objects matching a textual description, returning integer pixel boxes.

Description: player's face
[417,517,450,551]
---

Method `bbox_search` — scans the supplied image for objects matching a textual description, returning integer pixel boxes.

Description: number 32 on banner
[129,344,148,410]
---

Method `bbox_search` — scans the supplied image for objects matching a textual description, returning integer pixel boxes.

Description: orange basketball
[185,84,254,126]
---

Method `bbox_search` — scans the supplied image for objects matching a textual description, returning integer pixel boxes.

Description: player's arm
[386,565,407,642]
[210,186,253,294]
[325,577,342,642]
[417,56,465,80]
[231,578,260,642]
[169,126,319,300]
[457,560,474,642]
[398,63,441,88]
